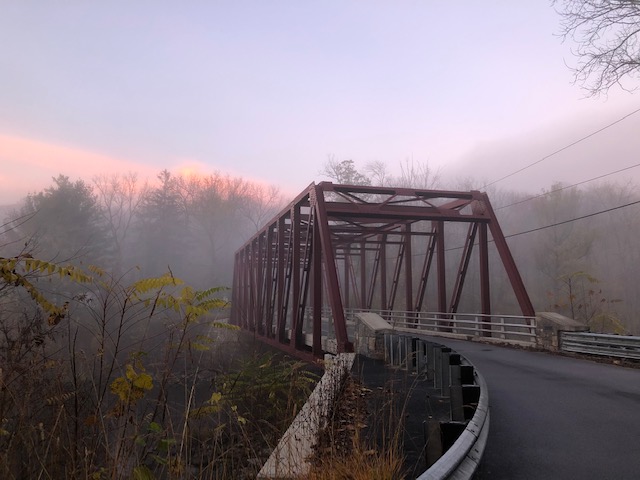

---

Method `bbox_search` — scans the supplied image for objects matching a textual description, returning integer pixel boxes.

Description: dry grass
[305,442,404,480]
[304,375,405,480]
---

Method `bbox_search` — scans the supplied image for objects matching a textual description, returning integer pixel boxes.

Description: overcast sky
[1,1,639,205]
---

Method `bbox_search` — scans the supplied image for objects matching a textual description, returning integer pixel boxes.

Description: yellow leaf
[132,465,155,480]
[125,364,137,381]
[109,377,130,402]
[133,372,153,391]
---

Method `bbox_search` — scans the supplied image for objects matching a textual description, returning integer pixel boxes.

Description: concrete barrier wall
[257,353,355,479]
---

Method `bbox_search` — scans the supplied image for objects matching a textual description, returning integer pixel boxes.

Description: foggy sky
[1,1,639,205]
[448,102,640,193]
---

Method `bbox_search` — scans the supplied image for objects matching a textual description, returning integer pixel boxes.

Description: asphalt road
[426,337,640,480]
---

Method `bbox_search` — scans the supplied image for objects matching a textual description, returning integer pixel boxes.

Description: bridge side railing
[306,308,640,361]
[346,309,537,344]
[560,331,640,360]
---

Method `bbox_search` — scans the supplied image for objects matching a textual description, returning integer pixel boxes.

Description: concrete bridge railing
[345,309,589,353]
[301,307,640,361]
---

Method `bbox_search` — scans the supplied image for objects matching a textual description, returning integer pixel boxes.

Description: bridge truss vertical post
[404,223,413,315]
[380,234,388,312]
[312,212,323,357]
[360,241,367,310]
[479,223,491,314]
[436,221,448,319]
[313,184,352,353]
[264,225,275,338]
[290,203,301,349]
[275,215,286,343]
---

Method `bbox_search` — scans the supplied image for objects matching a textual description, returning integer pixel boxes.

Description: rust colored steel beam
[479,222,491,338]
[436,221,447,314]
[388,241,405,311]
[321,181,476,201]
[404,223,413,313]
[415,227,437,311]
[324,202,489,223]
[380,234,388,311]
[366,239,382,309]
[479,192,535,317]
[290,203,302,349]
[449,223,479,314]
[312,214,323,357]
[312,184,352,353]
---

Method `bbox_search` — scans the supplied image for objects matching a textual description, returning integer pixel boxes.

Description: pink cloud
[0,134,160,205]
[0,134,296,206]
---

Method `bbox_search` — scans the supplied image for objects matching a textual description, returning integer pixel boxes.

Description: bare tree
[364,160,391,186]
[239,183,285,233]
[555,0,640,95]
[93,172,148,273]
[396,158,441,189]
[320,156,371,185]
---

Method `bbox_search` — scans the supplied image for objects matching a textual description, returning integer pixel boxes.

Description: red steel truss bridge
[230,182,534,362]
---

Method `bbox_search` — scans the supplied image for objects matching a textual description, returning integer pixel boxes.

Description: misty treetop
[17,175,114,264]
[3,170,286,288]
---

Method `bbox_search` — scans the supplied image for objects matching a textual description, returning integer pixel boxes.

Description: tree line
[2,161,640,334]
[2,170,285,289]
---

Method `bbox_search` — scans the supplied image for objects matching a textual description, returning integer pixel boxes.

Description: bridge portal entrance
[231,182,534,361]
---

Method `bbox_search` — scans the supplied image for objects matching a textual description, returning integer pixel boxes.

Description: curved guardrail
[417,362,489,479]
[382,332,489,480]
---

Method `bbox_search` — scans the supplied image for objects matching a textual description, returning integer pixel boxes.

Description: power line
[495,161,640,210]
[504,198,640,239]
[443,198,640,252]
[482,105,640,189]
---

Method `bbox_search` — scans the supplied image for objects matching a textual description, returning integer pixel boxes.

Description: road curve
[426,337,640,480]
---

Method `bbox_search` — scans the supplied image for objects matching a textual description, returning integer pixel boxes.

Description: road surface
[428,337,640,480]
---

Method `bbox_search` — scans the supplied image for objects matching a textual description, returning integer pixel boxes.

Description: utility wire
[482,105,640,189]
[495,161,640,211]
[443,198,640,252]
[504,198,640,239]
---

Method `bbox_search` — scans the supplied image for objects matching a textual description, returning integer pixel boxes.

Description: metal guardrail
[383,333,489,480]
[418,366,489,480]
[353,309,537,344]
[561,332,640,360]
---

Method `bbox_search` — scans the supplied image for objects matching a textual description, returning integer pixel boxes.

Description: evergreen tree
[135,170,189,277]
[16,175,112,264]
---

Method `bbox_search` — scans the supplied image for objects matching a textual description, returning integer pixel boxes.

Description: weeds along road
[427,337,640,480]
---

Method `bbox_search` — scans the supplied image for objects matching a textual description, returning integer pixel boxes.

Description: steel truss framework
[230,182,534,361]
